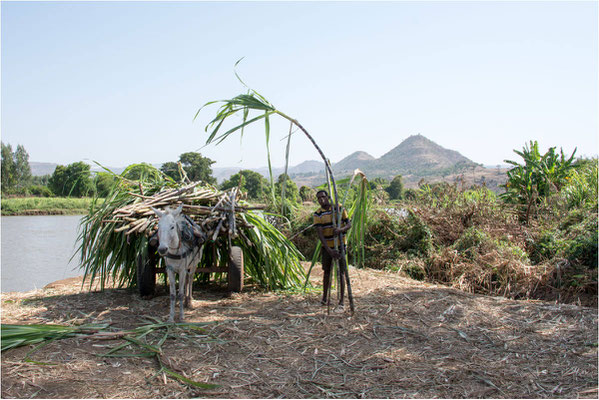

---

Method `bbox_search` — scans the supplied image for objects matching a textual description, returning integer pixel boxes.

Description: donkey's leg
[184,267,194,309]
[178,268,187,322]
[166,267,177,323]
[185,247,203,308]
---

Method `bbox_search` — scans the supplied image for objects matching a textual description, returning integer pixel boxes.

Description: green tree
[385,175,404,200]
[14,144,32,190]
[272,173,300,218]
[160,162,181,181]
[221,169,268,199]
[94,172,118,197]
[121,163,162,181]
[275,173,300,203]
[370,177,388,190]
[1,142,16,192]
[49,162,95,197]
[179,152,216,185]
[299,185,315,202]
[32,175,51,186]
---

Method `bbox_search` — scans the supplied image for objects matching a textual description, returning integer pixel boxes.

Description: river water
[1,216,83,292]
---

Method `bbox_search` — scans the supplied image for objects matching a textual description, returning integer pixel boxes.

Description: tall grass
[1,197,96,215]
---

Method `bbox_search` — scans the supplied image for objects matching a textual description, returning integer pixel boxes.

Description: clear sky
[1,0,597,171]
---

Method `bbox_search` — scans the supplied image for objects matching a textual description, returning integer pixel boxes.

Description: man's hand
[333,223,351,236]
[326,248,341,259]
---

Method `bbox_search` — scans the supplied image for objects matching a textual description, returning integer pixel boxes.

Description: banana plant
[501,140,577,222]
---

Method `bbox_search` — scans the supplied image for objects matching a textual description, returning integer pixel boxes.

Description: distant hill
[333,151,376,172]
[332,134,478,177]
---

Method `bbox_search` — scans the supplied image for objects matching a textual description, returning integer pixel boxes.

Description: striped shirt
[313,205,349,248]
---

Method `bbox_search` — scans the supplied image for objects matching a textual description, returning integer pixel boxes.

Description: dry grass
[2,265,597,398]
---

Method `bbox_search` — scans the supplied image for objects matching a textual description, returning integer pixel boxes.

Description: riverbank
[0,197,96,216]
[1,266,597,398]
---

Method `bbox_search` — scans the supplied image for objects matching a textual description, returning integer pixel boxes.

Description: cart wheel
[137,248,156,297]
[228,246,244,292]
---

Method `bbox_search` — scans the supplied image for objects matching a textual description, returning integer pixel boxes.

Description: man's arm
[333,220,351,235]
[317,225,340,259]
[333,206,352,235]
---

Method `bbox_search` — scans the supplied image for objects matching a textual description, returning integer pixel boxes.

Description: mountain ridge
[29,135,506,190]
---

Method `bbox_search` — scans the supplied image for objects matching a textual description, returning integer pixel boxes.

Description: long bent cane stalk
[196,80,356,314]
[277,114,355,315]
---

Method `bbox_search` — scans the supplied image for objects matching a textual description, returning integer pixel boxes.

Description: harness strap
[165,246,196,260]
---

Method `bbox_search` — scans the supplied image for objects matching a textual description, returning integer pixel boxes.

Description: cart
[136,241,244,297]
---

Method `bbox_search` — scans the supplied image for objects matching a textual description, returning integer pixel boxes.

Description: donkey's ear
[151,207,165,218]
[173,204,183,216]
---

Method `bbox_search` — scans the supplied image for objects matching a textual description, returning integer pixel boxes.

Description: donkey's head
[151,204,184,256]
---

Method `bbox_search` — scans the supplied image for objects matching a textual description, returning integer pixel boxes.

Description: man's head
[316,189,330,208]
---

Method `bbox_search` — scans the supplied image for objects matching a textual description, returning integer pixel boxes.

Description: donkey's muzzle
[158,246,168,256]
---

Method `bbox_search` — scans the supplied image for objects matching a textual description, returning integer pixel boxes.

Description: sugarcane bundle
[106,182,257,243]
[77,165,306,292]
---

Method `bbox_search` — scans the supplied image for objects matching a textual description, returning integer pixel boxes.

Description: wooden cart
[136,241,244,297]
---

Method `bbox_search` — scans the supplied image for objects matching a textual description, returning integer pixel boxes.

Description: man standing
[313,189,351,311]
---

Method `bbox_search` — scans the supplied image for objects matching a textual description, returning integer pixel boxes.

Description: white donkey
[151,205,205,322]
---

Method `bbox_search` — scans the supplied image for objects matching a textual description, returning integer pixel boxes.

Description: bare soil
[2,265,597,399]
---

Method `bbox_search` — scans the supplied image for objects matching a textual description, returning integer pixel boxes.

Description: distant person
[313,189,351,311]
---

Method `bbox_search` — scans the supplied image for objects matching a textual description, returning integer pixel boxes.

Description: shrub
[398,211,434,257]
[453,227,495,260]
[564,221,598,269]
[29,185,53,197]
[529,231,559,264]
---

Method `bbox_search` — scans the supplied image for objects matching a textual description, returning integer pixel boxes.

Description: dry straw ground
[2,264,597,399]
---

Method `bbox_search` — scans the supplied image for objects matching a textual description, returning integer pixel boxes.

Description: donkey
[151,205,205,322]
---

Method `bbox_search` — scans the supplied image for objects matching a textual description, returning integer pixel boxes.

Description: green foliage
[275,174,299,202]
[559,158,598,210]
[178,152,217,185]
[1,323,110,352]
[239,212,306,290]
[528,231,559,264]
[363,209,433,271]
[1,142,32,193]
[121,163,165,182]
[501,141,577,221]
[299,185,315,202]
[272,174,300,218]
[398,211,434,257]
[14,145,32,190]
[529,208,597,270]
[28,185,53,197]
[343,170,370,268]
[221,169,268,200]
[94,172,118,198]
[385,175,404,200]
[1,142,16,191]
[1,197,94,215]
[369,177,388,190]
[565,227,597,269]
[49,162,95,197]
[453,227,494,260]
[31,174,51,186]
[159,161,181,181]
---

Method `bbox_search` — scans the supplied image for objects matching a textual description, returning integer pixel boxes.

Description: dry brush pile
[341,182,597,306]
